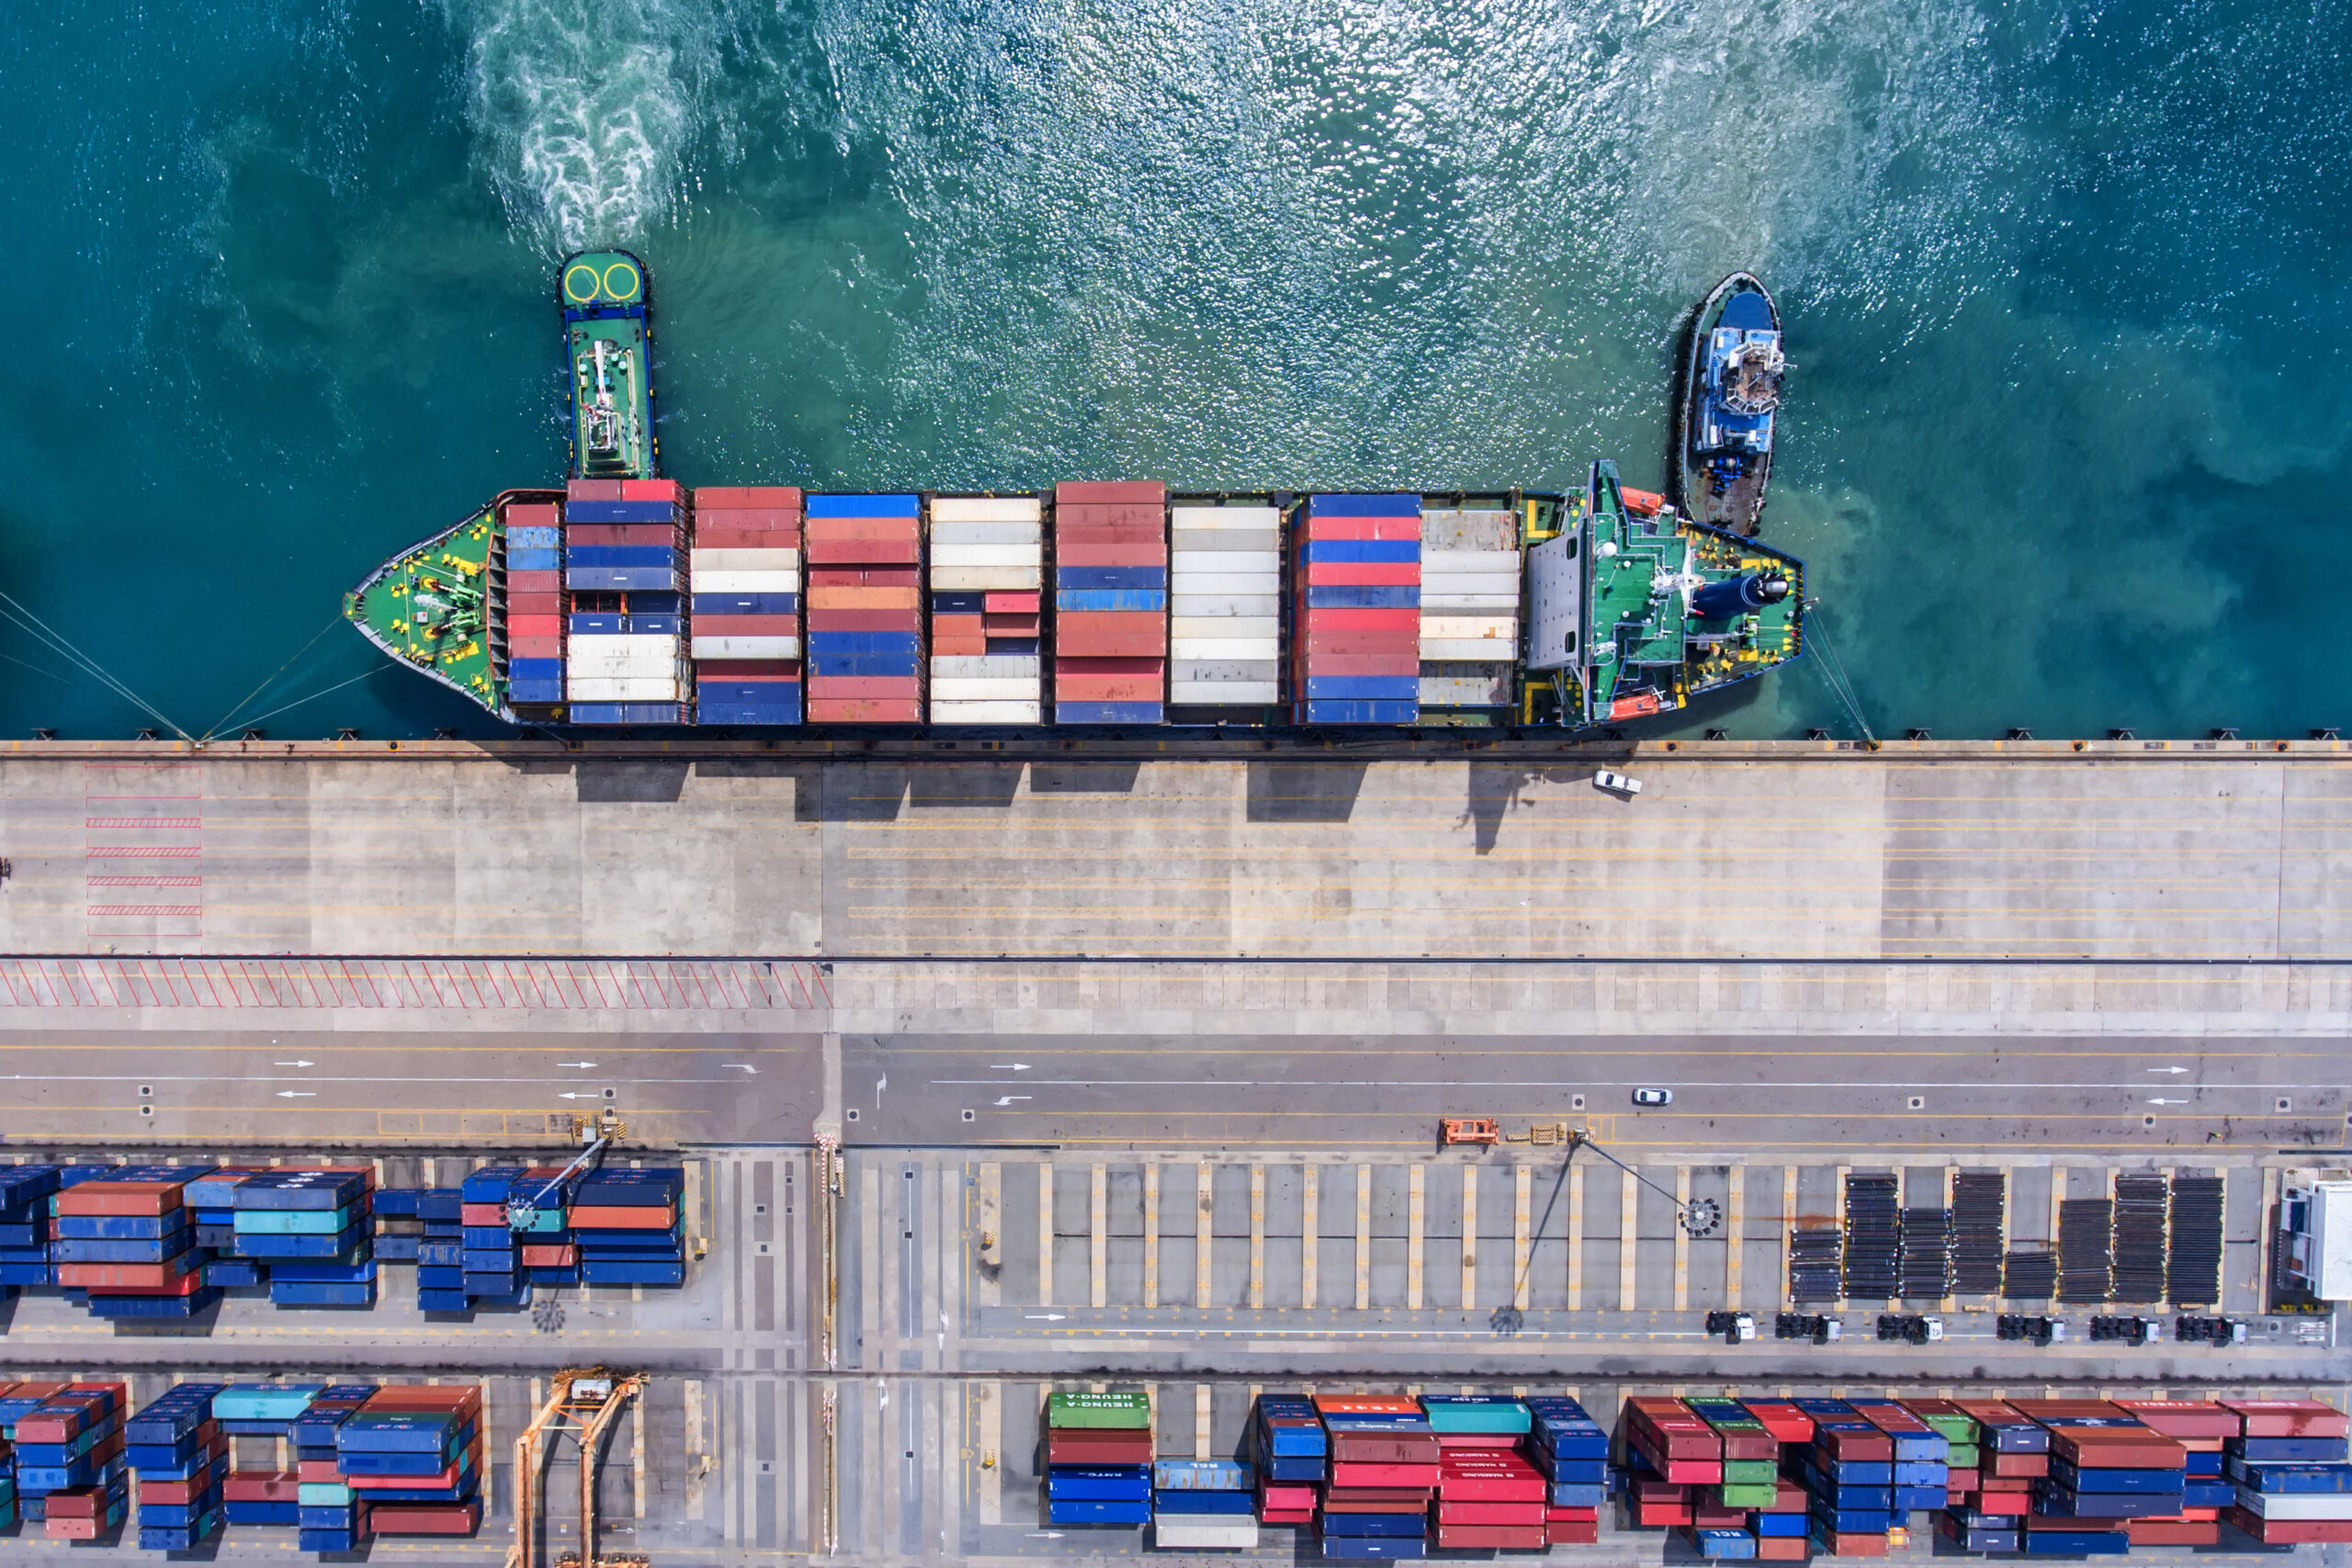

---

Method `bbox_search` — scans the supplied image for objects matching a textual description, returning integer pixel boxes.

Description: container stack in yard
[690,484,804,725]
[456,1166,527,1308]
[1044,1390,1154,1527]
[563,477,688,725]
[11,1381,130,1539]
[1255,1393,1325,1526]
[503,499,565,707]
[1168,499,1282,713]
[1315,1393,1437,1558]
[128,1381,230,1550]
[1153,1458,1257,1550]
[1052,480,1168,723]
[228,1167,378,1308]
[1416,504,1521,713]
[2221,1398,2352,1544]
[1293,493,1422,724]
[927,495,1045,723]
[571,1164,686,1285]
[805,494,923,722]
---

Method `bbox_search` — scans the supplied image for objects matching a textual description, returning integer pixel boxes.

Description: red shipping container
[1742,1402,1814,1444]
[1324,1488,1431,1505]
[694,525,802,547]
[805,538,920,565]
[46,1518,102,1540]
[984,614,1040,637]
[1301,606,1419,631]
[568,1203,676,1229]
[805,609,921,632]
[225,1472,300,1502]
[806,587,918,610]
[804,676,922,700]
[984,591,1040,614]
[1301,513,1420,541]
[1055,519,1166,542]
[55,1181,181,1216]
[695,486,804,510]
[1299,653,1419,676]
[566,524,677,546]
[1329,1463,1439,1489]
[1047,1431,1154,1463]
[511,637,562,659]
[1756,1537,1806,1561]
[299,1459,343,1483]
[1056,480,1165,505]
[804,516,917,539]
[1055,675,1162,703]
[1632,1499,1692,1527]
[1056,540,1169,566]
[1690,1504,1747,1529]
[567,479,623,501]
[808,698,922,723]
[1057,615,1165,658]
[1818,1529,1890,1556]
[1307,561,1419,587]
[1260,1483,1319,1508]
[695,615,799,637]
[2127,1519,2217,1546]
[1053,656,1163,677]
[370,1500,483,1536]
[1548,1519,1600,1545]
[617,479,681,502]
[1437,1525,1544,1550]
[2227,1508,2352,1544]
[55,1259,200,1291]
[460,1201,504,1225]
[1990,1452,2048,1477]
[1432,1432,1520,1450]
[1546,1506,1600,1522]
[2223,1399,2350,1438]
[140,1467,220,1506]
[520,1243,577,1267]
[809,567,919,587]
[505,502,560,528]
[932,637,986,657]
[1438,1501,1544,1524]
[1331,1434,1441,1463]
[509,615,562,638]
[507,591,563,615]
[508,570,561,592]
[1969,1492,2027,1515]
[693,661,798,681]
[932,614,985,637]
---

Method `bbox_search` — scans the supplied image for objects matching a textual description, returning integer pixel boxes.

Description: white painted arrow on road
[1025,1313,1067,1321]
[559,1092,601,1100]
[273,1061,315,1067]
[2148,1098,2188,1105]
[2147,1066,2189,1075]
[274,1090,315,1099]
[993,1096,1031,1107]
[990,1063,1032,1071]
[723,1064,757,1074]
[557,1061,598,1068]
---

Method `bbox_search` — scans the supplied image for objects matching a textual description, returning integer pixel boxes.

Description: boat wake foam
[438,0,737,253]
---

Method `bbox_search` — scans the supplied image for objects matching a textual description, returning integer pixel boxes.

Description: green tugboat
[560,249,655,480]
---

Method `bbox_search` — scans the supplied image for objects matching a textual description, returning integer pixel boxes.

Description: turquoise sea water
[1,0,2346,740]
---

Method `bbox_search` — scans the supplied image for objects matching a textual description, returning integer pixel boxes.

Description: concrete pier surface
[0,739,2345,960]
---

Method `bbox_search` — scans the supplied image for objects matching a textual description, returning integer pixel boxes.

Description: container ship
[345,253,1804,732]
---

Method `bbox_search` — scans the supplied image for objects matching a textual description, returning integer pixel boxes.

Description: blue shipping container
[807,493,919,518]
[1054,702,1163,725]
[693,592,798,615]
[1055,589,1166,612]
[1307,493,1420,517]
[562,501,680,524]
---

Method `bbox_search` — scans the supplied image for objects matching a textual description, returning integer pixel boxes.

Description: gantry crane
[507,1367,649,1568]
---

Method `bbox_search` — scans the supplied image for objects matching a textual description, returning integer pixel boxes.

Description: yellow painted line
[1090,1161,1106,1311]
[1725,1165,1746,1309]
[1195,1163,1214,1307]
[1141,1163,1159,1309]
[1512,1163,1532,1312]
[1300,1165,1318,1310]
[1673,1167,1690,1313]
[1250,1164,1266,1310]
[1407,1165,1425,1311]
[1618,1166,1638,1310]
[1354,1165,1371,1311]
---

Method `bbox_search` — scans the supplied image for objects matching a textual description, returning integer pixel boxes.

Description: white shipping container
[1419,549,1522,576]
[1169,570,1281,595]
[691,547,802,572]
[1171,527,1279,554]
[1168,594,1281,618]
[1421,592,1521,612]
[1418,673,1513,705]
[929,567,1042,592]
[1419,615,1518,641]
[1170,681,1278,705]
[692,636,799,660]
[1170,504,1279,529]
[927,677,1038,701]
[929,654,1042,678]
[1170,615,1279,639]
[693,570,801,594]
[1170,660,1279,682]
[929,699,1043,724]
[931,495,1042,524]
[1419,574,1521,597]
[563,633,678,660]
[2236,1492,2352,1520]
[927,520,1041,545]
[1419,639,1521,661]
[930,544,1039,569]
[1420,508,1519,551]
[565,677,682,701]
[1170,637,1280,662]
[1168,550,1277,575]
[1149,1519,1261,1551]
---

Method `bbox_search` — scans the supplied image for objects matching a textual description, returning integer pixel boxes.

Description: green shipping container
[1713,1483,1779,1508]
[1047,1391,1151,1428]
[1721,1459,1778,1485]
[1949,1443,1981,1468]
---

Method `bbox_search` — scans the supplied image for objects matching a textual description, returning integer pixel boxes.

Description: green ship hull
[560,249,656,480]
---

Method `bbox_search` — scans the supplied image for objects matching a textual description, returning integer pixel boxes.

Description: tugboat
[559,249,656,479]
[1677,272,1785,536]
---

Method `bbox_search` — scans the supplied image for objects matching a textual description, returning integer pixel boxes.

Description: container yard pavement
[0,744,2346,959]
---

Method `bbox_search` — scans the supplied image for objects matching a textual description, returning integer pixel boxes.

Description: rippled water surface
[1,0,2346,739]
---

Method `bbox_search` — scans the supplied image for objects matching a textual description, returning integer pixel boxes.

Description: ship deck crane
[507,1366,649,1568]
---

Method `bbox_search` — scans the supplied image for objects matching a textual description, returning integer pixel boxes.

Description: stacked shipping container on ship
[805,494,923,722]
[1417,503,1522,712]
[1293,494,1422,724]
[1053,480,1167,722]
[927,495,1045,723]
[1168,499,1282,713]
[564,478,688,724]
[690,485,804,725]
[503,499,565,708]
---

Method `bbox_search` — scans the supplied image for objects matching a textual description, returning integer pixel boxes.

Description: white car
[1593,769,1644,795]
[1632,1088,1672,1107]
